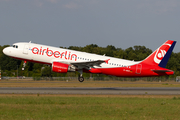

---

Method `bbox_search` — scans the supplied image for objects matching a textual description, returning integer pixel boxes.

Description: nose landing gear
[22,61,27,71]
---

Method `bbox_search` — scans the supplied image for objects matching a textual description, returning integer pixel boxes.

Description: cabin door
[136,64,142,74]
[23,44,29,54]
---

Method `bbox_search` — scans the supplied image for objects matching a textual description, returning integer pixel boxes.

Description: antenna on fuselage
[29,41,31,43]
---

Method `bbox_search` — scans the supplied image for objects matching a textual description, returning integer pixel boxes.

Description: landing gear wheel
[78,76,84,82]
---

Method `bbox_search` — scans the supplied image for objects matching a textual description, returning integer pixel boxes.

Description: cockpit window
[12,45,18,48]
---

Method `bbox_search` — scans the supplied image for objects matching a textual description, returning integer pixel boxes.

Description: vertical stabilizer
[141,40,176,68]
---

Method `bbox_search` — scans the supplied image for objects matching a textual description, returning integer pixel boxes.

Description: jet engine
[52,62,75,73]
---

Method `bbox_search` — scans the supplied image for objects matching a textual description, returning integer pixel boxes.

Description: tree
[83,44,99,53]
[105,45,116,57]
[41,66,52,77]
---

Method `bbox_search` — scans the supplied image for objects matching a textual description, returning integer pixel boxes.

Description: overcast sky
[0,0,180,52]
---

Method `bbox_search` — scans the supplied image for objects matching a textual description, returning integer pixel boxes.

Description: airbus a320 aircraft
[3,40,176,82]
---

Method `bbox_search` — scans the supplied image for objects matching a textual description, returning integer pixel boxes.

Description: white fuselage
[3,42,139,68]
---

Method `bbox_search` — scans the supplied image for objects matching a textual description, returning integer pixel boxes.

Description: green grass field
[0,95,180,120]
[0,80,180,119]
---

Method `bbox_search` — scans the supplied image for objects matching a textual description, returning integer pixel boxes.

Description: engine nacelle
[52,62,75,73]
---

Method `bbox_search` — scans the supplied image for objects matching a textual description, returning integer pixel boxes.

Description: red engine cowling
[52,62,69,73]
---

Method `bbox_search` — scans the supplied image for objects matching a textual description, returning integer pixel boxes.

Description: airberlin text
[32,47,77,61]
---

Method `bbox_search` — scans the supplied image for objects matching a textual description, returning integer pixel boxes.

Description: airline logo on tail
[154,43,172,64]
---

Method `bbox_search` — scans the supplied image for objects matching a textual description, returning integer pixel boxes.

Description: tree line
[0,44,180,78]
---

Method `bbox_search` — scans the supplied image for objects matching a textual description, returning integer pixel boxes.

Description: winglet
[104,59,110,64]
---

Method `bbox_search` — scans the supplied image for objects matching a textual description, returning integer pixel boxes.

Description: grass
[0,80,180,119]
[0,95,180,120]
[0,80,180,87]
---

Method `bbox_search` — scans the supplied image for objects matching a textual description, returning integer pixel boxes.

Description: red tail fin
[141,40,176,68]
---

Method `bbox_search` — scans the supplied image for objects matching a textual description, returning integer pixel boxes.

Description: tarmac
[0,87,180,95]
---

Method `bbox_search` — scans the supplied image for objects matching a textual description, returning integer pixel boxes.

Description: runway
[0,87,180,95]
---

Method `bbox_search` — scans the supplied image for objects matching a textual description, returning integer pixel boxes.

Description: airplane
[3,40,176,82]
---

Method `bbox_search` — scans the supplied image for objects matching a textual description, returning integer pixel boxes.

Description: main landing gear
[78,75,84,82]
[78,69,84,82]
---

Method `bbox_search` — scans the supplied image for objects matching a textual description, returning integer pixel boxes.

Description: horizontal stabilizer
[151,70,173,73]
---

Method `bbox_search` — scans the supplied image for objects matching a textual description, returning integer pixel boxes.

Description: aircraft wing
[71,60,107,70]
[52,59,110,70]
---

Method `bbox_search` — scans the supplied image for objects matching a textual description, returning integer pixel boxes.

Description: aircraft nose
[3,47,11,55]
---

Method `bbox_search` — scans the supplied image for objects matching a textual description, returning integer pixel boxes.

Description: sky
[0,0,180,52]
